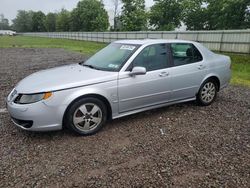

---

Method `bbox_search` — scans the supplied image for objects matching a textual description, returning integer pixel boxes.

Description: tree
[45,13,56,32]
[246,5,250,28]
[0,14,10,30]
[56,9,71,31]
[206,0,250,30]
[12,10,33,32]
[31,11,46,32]
[181,0,208,30]
[182,0,250,30]
[149,0,182,31]
[112,0,122,30]
[70,0,109,31]
[120,0,148,31]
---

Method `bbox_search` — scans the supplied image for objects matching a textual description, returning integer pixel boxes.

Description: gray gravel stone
[0,48,249,187]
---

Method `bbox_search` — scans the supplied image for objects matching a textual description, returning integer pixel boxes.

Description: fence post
[219,31,224,52]
[196,32,199,42]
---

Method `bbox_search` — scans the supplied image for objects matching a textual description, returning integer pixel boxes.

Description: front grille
[12,118,33,128]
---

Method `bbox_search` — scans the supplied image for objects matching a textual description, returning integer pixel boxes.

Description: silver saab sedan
[7,39,231,135]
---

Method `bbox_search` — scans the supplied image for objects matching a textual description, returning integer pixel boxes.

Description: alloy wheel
[201,82,216,103]
[73,103,102,131]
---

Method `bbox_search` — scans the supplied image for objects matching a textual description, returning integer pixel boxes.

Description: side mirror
[129,66,146,76]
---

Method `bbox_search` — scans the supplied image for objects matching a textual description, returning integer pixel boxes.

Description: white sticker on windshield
[120,45,136,51]
[108,64,119,68]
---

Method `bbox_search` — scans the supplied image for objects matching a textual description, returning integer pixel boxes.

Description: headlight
[9,89,17,101]
[14,92,52,104]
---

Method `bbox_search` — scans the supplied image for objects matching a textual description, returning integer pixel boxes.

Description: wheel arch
[62,93,113,127]
[200,75,221,92]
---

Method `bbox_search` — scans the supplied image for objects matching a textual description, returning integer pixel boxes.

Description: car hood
[15,64,118,93]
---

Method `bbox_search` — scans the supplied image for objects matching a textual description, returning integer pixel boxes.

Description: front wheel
[64,97,107,135]
[197,80,217,106]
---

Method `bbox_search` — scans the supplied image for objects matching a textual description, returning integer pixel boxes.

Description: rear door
[169,43,207,101]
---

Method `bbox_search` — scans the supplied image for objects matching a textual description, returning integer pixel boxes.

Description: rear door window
[170,43,203,66]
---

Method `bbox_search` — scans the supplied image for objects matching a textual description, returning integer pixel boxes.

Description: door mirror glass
[129,66,146,76]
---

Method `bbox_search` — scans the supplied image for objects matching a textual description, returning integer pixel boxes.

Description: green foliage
[150,0,182,31]
[31,11,46,32]
[246,6,250,28]
[222,53,250,87]
[120,0,148,31]
[12,10,33,32]
[181,0,208,30]
[207,0,250,30]
[70,0,109,31]
[45,13,56,32]
[56,9,71,31]
[8,0,250,32]
[182,0,250,30]
[0,14,10,30]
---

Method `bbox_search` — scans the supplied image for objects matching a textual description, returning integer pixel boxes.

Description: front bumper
[6,100,63,132]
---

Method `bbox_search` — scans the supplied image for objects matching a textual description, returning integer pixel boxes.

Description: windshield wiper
[82,64,101,70]
[79,60,85,65]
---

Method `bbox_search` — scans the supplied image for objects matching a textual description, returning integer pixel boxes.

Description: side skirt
[112,97,196,119]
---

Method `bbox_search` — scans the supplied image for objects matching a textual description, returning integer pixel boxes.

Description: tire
[197,79,218,106]
[64,97,107,136]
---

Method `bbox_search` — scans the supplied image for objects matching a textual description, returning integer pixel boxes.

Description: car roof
[114,39,196,45]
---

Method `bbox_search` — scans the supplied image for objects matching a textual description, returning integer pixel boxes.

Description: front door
[118,43,172,113]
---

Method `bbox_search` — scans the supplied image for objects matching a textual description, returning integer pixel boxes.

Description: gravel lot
[0,48,249,187]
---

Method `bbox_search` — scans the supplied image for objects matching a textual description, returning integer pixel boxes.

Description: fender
[44,80,119,123]
[199,73,221,92]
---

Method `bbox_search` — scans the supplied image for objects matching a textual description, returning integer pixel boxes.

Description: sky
[0,0,155,24]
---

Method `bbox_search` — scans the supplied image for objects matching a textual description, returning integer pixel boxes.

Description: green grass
[221,53,250,87]
[0,36,250,87]
[0,36,106,55]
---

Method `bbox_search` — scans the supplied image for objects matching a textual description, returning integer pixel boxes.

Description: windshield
[83,43,139,71]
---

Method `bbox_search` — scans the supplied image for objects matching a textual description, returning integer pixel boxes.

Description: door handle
[197,64,206,70]
[159,72,169,77]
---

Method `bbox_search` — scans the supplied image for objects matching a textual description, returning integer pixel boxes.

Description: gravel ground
[0,48,249,187]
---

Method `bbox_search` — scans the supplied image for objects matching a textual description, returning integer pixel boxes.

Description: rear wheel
[197,80,217,106]
[64,97,107,135]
